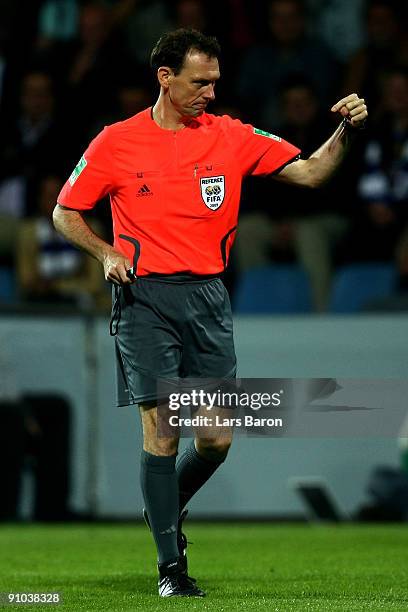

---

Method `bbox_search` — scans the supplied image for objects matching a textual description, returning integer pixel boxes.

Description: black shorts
[111,274,237,407]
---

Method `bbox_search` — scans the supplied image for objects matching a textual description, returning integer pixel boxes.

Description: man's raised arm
[275,93,368,189]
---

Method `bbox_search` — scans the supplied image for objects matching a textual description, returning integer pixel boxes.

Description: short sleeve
[221,116,301,177]
[57,126,114,210]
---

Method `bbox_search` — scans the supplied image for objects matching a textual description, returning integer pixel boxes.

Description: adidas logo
[159,525,177,535]
[159,578,174,597]
[136,184,153,197]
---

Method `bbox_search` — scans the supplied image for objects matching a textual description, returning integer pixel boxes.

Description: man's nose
[203,84,215,100]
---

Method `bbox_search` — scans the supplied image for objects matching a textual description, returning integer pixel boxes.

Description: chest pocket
[131,170,163,221]
[192,163,226,215]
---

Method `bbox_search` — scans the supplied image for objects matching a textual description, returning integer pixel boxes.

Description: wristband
[342,116,366,132]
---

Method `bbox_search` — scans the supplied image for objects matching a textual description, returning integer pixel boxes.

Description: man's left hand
[331,93,368,128]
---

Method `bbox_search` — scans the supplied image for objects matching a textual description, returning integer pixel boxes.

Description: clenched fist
[331,93,368,128]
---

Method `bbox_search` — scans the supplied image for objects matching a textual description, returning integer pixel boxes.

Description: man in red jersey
[53,29,368,597]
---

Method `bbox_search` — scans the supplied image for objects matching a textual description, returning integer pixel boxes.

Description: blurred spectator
[221,0,255,52]
[1,1,44,93]
[0,34,7,108]
[211,102,243,121]
[36,0,79,51]
[305,0,366,64]
[344,67,408,277]
[16,174,109,308]
[167,1,254,97]
[88,79,153,138]
[343,0,408,119]
[235,76,353,311]
[0,6,21,117]
[116,81,153,120]
[237,0,338,126]
[172,0,208,31]
[37,2,134,141]
[0,71,68,263]
[122,0,172,65]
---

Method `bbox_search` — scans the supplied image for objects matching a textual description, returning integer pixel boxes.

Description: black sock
[177,440,226,512]
[140,451,179,564]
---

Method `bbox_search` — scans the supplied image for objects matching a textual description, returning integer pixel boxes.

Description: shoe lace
[176,573,198,589]
[162,572,196,591]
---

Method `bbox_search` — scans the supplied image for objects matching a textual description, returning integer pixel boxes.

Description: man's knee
[139,404,179,456]
[143,436,179,457]
[195,436,232,462]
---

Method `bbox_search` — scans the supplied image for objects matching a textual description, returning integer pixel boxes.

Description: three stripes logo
[159,578,175,597]
[136,184,153,197]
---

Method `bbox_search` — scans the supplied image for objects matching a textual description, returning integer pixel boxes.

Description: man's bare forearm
[276,93,367,188]
[307,93,368,186]
[306,120,352,186]
[277,120,358,188]
[52,204,114,263]
[53,204,133,284]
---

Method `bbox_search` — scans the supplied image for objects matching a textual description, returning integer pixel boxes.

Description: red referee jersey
[58,108,300,275]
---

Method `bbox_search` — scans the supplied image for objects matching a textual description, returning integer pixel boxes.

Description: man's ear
[157,66,173,89]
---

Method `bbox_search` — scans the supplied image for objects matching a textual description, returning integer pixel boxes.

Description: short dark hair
[269,0,305,15]
[150,28,221,76]
[366,0,399,17]
[385,65,408,81]
[279,73,318,97]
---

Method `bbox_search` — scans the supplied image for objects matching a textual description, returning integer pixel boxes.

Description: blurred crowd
[1,0,408,311]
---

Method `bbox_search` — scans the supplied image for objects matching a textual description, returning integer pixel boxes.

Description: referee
[53,29,368,597]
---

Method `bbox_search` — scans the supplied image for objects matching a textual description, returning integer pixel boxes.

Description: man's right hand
[103,249,134,284]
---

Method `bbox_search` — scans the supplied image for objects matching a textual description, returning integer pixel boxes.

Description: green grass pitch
[1,523,408,611]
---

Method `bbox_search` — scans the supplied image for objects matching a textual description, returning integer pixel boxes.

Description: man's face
[383,74,408,116]
[268,0,305,46]
[39,176,63,216]
[367,5,397,47]
[21,73,54,120]
[283,86,318,127]
[166,51,220,118]
[80,5,108,46]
